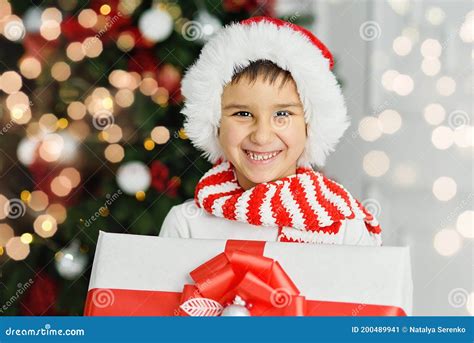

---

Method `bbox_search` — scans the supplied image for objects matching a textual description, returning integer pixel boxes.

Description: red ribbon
[179,249,306,316]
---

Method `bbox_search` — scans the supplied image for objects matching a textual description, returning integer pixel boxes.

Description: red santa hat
[181,16,349,167]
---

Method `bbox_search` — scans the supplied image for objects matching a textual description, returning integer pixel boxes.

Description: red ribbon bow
[179,250,307,316]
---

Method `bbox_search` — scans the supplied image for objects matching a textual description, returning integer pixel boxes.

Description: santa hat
[181,16,349,167]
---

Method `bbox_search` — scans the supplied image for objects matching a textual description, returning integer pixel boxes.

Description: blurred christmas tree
[0,0,316,315]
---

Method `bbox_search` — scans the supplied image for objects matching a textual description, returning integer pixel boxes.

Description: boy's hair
[230,60,293,87]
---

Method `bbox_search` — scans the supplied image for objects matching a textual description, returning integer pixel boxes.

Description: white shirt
[159,199,380,246]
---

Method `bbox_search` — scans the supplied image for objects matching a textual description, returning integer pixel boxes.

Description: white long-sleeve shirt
[159,199,381,246]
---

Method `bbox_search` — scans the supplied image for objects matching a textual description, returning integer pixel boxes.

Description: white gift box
[84,231,413,316]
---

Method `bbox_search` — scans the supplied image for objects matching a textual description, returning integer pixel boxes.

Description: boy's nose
[250,117,275,145]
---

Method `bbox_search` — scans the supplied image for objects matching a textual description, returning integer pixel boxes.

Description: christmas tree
[0,0,317,315]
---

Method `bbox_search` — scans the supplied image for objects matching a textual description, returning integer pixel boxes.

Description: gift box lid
[88,231,413,315]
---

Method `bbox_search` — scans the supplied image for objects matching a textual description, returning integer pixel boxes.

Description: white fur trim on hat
[181,18,349,167]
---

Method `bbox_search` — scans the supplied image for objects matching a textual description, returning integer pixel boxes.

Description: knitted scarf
[194,160,382,245]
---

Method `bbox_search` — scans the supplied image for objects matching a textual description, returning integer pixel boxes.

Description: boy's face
[219,74,307,190]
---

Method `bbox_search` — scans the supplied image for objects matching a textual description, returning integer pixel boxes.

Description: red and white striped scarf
[194,160,382,245]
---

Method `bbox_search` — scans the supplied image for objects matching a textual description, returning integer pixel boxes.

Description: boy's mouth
[243,149,282,164]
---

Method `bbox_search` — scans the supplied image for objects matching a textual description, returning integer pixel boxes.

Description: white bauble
[17,137,40,166]
[221,304,251,316]
[59,132,78,163]
[55,240,88,280]
[138,7,173,43]
[116,161,151,195]
[221,295,251,316]
[23,7,42,33]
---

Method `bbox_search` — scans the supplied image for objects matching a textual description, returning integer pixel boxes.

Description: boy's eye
[275,111,291,117]
[233,111,252,117]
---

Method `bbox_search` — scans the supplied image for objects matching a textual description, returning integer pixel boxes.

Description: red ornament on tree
[61,16,96,42]
[128,49,159,76]
[223,0,275,16]
[23,33,59,60]
[157,64,182,103]
[150,161,180,197]
[20,272,59,316]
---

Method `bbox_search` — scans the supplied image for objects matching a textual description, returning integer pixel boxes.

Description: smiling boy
[159,17,382,246]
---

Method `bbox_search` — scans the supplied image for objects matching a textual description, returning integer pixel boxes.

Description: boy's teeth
[246,150,279,161]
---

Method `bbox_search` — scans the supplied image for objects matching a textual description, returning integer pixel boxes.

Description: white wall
[277,0,473,316]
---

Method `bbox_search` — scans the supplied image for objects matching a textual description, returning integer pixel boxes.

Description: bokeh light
[433,228,461,256]
[432,176,457,201]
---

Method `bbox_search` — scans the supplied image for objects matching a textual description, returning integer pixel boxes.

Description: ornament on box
[221,295,251,316]
[55,240,88,280]
[116,161,151,195]
[138,7,173,43]
[179,295,251,317]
